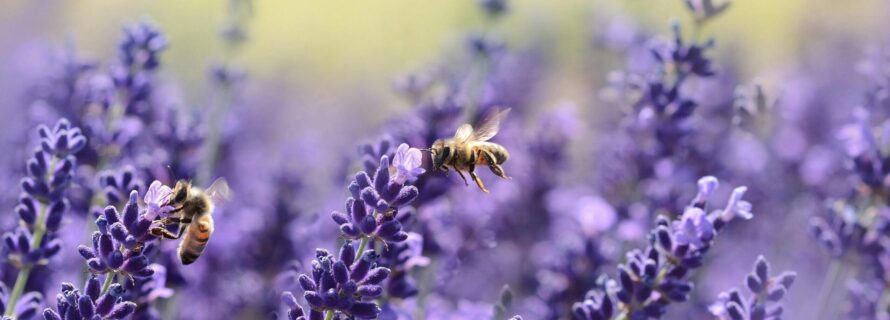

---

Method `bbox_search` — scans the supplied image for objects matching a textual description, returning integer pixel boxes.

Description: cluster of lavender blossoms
[41,180,174,320]
[282,143,425,319]
[1,119,85,318]
[573,176,754,320]
[283,243,390,319]
[79,183,170,283]
[43,276,135,320]
[709,256,796,320]
[334,144,422,246]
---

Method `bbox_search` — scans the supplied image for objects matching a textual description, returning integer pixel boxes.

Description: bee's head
[168,180,192,206]
[429,140,449,171]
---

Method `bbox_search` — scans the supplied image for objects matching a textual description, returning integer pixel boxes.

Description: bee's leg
[455,169,470,186]
[468,165,489,193]
[160,216,192,225]
[149,224,188,240]
[482,150,511,180]
[149,227,179,239]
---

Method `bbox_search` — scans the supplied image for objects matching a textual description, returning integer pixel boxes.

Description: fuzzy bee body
[176,187,214,265]
[151,178,230,265]
[430,108,512,192]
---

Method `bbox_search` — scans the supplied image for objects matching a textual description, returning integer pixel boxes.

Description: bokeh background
[1,0,890,319]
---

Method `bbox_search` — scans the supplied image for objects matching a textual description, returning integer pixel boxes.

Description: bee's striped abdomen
[491,144,509,164]
[475,142,509,165]
[178,214,214,265]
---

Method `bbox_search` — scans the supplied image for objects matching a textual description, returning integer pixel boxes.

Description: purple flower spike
[710,256,796,320]
[289,245,388,319]
[574,177,754,320]
[78,187,165,280]
[3,119,86,267]
[43,277,138,320]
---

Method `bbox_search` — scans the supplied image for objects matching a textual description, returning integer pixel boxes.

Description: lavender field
[0,0,888,319]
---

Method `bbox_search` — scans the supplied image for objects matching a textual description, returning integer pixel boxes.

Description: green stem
[99,241,130,295]
[4,157,58,317]
[355,237,369,261]
[814,259,844,320]
[324,310,335,320]
[4,268,32,316]
[100,272,116,295]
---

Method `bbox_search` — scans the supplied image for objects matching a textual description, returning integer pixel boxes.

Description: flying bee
[428,108,512,193]
[150,178,231,265]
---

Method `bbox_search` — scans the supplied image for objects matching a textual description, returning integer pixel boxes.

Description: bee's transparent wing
[205,178,233,204]
[470,107,511,142]
[454,124,474,142]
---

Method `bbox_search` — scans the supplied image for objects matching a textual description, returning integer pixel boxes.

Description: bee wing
[470,107,511,142]
[454,124,474,142]
[205,178,233,204]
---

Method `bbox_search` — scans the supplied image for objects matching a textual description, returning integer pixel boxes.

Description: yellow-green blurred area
[2,0,889,132]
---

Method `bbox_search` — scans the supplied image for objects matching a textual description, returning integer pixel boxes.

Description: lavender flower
[709,256,796,320]
[110,21,167,120]
[359,138,394,175]
[97,166,144,208]
[78,190,158,282]
[287,241,390,319]
[42,276,136,320]
[594,11,727,227]
[142,181,173,218]
[390,143,425,185]
[573,177,752,320]
[3,118,85,317]
[639,21,715,156]
[332,152,420,246]
[808,59,890,319]
[117,22,167,72]
[572,284,614,320]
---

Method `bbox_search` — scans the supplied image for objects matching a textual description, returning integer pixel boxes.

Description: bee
[429,108,512,193]
[150,178,231,265]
